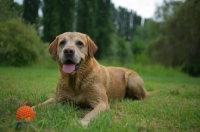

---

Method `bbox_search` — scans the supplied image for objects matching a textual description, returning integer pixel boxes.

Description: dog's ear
[87,36,98,58]
[49,37,58,58]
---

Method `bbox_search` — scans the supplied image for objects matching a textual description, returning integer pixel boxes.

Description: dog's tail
[146,90,162,96]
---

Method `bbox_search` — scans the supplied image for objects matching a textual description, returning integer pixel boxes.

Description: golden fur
[32,32,156,127]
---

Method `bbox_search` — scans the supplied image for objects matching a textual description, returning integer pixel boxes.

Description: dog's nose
[64,48,75,56]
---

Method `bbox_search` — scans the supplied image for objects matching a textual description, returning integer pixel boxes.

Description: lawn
[0,63,200,131]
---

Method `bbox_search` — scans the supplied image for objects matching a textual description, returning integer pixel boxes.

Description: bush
[130,38,145,54]
[0,18,45,66]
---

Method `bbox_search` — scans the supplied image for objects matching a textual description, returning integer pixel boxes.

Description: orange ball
[16,105,35,121]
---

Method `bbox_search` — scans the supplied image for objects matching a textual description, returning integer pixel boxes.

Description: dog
[32,32,159,127]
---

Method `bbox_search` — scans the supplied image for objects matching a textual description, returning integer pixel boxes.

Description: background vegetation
[0,0,199,76]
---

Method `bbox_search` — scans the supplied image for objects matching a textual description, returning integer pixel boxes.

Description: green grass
[0,63,200,131]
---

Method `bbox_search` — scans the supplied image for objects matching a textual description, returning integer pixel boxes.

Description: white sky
[14,0,165,19]
[112,0,164,18]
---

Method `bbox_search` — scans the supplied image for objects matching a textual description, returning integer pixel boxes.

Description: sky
[14,0,164,19]
[112,0,163,18]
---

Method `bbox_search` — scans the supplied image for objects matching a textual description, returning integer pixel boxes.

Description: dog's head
[49,32,98,74]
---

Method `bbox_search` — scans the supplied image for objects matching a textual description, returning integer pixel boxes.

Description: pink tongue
[62,64,75,73]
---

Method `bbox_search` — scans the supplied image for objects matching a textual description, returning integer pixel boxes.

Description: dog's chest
[71,92,85,103]
[63,88,89,106]
[58,74,95,106]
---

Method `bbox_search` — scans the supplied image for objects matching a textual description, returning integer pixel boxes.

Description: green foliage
[76,0,114,59]
[76,0,98,39]
[167,0,200,76]
[22,0,41,24]
[42,0,75,42]
[106,34,147,64]
[117,36,133,63]
[154,0,182,21]
[130,38,145,54]
[57,0,75,34]
[95,0,114,59]
[147,0,200,76]
[106,34,133,64]
[12,2,23,17]
[41,1,143,61]
[111,5,141,41]
[0,18,46,66]
[0,0,21,21]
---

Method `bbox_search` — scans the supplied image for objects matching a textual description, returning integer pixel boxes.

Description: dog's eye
[76,41,83,46]
[60,40,66,45]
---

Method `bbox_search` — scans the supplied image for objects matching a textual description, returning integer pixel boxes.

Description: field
[0,62,200,132]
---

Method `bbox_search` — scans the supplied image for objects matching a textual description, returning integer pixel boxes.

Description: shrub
[0,18,45,66]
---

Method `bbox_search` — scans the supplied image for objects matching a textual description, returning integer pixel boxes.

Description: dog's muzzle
[62,48,81,73]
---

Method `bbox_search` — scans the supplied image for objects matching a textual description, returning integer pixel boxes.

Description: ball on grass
[16,105,35,121]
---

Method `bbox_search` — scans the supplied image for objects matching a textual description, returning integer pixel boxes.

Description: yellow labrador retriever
[32,32,157,127]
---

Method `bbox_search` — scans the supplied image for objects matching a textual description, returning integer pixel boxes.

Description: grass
[0,62,200,132]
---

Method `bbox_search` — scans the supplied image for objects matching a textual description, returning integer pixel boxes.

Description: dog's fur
[32,32,157,127]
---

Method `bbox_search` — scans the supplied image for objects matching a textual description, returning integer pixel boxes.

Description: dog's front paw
[79,119,89,128]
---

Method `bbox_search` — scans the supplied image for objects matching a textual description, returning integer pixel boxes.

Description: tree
[111,6,142,41]
[95,0,114,58]
[76,0,113,59]
[57,0,75,33]
[132,13,142,38]
[167,0,200,76]
[76,0,98,40]
[42,0,75,42]
[112,7,130,40]
[147,0,200,76]
[22,0,40,24]
[0,0,19,21]
[42,0,58,42]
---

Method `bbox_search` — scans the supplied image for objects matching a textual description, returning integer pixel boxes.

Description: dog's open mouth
[62,60,81,73]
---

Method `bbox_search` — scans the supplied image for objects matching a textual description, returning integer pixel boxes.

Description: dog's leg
[80,102,109,127]
[32,98,55,109]
[126,73,146,99]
